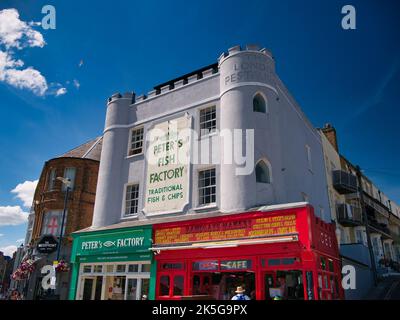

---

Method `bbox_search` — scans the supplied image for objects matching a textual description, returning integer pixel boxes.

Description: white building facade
[92,45,330,228]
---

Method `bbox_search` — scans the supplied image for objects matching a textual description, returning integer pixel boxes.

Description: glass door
[80,277,95,300]
[126,278,138,300]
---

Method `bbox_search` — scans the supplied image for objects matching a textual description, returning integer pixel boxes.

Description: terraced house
[319,124,400,299]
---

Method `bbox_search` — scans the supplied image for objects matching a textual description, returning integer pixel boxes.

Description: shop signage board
[220,259,252,270]
[74,227,152,259]
[37,234,58,254]
[144,115,192,216]
[154,213,297,245]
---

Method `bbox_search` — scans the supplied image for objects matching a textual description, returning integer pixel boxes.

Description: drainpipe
[355,165,378,286]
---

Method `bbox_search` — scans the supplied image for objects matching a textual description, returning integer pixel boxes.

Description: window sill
[126,152,144,160]
[192,203,218,212]
[120,214,139,220]
[198,131,218,140]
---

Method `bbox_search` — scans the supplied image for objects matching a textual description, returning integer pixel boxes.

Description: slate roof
[58,136,103,161]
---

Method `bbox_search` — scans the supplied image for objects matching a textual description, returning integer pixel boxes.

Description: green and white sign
[144,115,191,215]
[73,227,152,260]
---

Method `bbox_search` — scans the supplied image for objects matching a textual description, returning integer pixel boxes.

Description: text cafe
[68,225,155,300]
[151,203,344,300]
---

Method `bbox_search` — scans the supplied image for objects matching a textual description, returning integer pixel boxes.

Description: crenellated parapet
[133,64,219,105]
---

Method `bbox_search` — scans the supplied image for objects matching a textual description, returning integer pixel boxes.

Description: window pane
[141,279,150,299]
[256,161,270,183]
[141,264,151,273]
[160,276,170,296]
[125,184,139,216]
[199,168,216,205]
[173,275,184,296]
[199,106,216,136]
[128,264,139,273]
[94,265,103,273]
[48,168,56,191]
[129,127,144,155]
[116,265,126,273]
[320,257,326,270]
[83,265,92,273]
[253,94,266,113]
[126,279,138,300]
[63,167,76,191]
[106,265,114,273]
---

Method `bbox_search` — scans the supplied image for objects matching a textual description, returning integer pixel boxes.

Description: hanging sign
[37,235,58,254]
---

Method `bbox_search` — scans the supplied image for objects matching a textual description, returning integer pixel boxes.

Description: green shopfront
[68,225,155,300]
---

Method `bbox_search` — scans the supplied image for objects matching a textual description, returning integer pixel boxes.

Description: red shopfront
[152,204,344,300]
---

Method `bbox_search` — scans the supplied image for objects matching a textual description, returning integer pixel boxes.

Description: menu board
[154,214,297,245]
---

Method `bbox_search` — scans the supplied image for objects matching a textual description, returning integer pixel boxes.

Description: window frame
[199,106,217,137]
[123,183,140,217]
[253,92,268,113]
[255,159,272,184]
[198,167,217,206]
[62,167,76,191]
[128,126,144,157]
[47,168,56,191]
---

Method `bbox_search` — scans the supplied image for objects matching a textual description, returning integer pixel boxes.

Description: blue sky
[0,0,399,256]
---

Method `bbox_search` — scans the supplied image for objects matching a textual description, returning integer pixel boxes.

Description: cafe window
[268,259,281,266]
[125,184,139,216]
[129,127,144,156]
[198,168,216,205]
[282,258,296,265]
[328,259,334,272]
[320,257,326,270]
[199,106,216,136]
[161,262,184,270]
[173,275,184,296]
[159,276,170,296]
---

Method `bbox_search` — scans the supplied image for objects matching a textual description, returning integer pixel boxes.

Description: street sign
[37,234,58,254]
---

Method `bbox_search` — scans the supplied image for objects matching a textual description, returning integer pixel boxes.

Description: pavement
[364,275,400,300]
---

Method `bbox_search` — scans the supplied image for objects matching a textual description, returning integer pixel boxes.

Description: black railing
[332,170,358,194]
[337,203,363,226]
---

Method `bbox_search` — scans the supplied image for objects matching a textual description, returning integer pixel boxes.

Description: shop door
[262,272,275,300]
[126,277,150,300]
[157,272,186,300]
[81,277,95,300]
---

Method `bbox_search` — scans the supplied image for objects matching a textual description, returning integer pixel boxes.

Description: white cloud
[55,87,67,96]
[73,79,80,89]
[0,234,4,237]
[0,9,64,96]
[16,238,24,243]
[0,9,45,49]
[2,65,48,96]
[11,179,38,207]
[0,245,17,257]
[0,206,28,226]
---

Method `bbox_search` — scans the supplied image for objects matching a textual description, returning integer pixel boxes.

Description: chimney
[321,123,339,152]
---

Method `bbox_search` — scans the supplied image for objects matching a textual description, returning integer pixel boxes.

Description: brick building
[23,137,102,300]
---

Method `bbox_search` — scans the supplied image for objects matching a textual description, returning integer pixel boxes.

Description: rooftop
[58,136,103,161]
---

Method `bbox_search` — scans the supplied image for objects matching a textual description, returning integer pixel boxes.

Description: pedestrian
[231,286,251,300]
